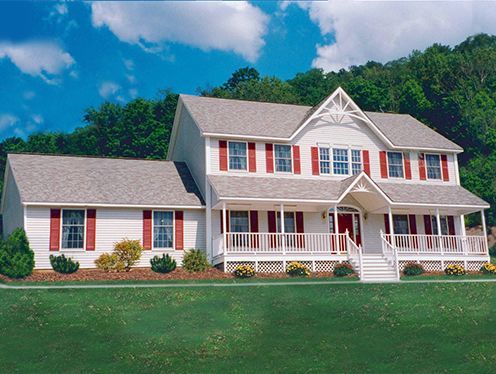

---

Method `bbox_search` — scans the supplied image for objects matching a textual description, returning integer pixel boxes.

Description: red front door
[337,213,362,246]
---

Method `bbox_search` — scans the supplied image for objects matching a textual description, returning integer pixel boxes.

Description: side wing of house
[0,161,24,237]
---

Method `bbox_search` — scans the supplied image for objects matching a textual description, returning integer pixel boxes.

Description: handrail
[381,230,400,281]
[346,231,362,278]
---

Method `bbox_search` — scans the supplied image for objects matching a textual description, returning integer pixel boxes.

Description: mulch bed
[0,268,343,283]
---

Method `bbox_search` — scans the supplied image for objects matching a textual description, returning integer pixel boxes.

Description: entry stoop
[360,254,398,282]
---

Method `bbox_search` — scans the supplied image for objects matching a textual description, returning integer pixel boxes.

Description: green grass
[401,274,496,281]
[1,283,495,372]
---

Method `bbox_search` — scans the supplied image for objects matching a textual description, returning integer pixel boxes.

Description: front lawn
[1,283,495,372]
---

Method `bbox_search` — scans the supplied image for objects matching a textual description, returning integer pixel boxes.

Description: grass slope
[0,283,495,372]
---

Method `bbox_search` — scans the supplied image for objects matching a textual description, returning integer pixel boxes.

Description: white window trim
[386,151,405,179]
[392,214,410,235]
[319,145,363,176]
[229,210,251,232]
[276,211,296,233]
[227,140,248,172]
[60,208,87,251]
[425,153,442,180]
[273,143,293,174]
[152,210,175,250]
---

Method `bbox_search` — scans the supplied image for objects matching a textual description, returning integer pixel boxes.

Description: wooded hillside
[2,34,495,224]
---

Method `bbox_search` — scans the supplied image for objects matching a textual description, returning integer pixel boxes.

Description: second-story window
[319,147,331,174]
[387,152,404,178]
[425,154,441,180]
[333,148,349,175]
[228,142,247,170]
[274,144,292,172]
[351,149,362,175]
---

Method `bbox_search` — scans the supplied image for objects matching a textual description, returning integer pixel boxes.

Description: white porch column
[222,202,227,254]
[334,204,339,253]
[388,206,395,248]
[481,210,487,237]
[280,204,286,255]
[435,208,442,236]
[460,214,466,236]
[280,204,285,234]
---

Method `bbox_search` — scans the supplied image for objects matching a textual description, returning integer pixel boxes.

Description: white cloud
[289,1,496,71]
[31,114,44,125]
[0,40,74,83]
[54,3,68,16]
[128,88,138,99]
[98,81,121,99]
[91,2,269,62]
[23,91,36,100]
[123,58,134,71]
[0,113,19,133]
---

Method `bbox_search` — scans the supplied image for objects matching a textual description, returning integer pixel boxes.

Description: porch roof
[208,174,489,209]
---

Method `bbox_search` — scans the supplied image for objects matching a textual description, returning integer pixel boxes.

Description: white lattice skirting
[398,260,486,272]
[225,260,346,273]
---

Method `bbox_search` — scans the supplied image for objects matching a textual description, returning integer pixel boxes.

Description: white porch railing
[346,234,363,278]
[381,233,400,280]
[214,232,349,255]
[382,233,488,255]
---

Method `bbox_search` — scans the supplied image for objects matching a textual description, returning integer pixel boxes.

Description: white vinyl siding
[25,206,205,269]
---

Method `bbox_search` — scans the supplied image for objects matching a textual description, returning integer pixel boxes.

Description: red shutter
[311,146,320,175]
[86,209,96,251]
[293,145,301,174]
[249,211,259,232]
[418,153,427,180]
[49,209,61,251]
[220,210,230,233]
[408,215,417,234]
[265,144,274,173]
[379,151,388,178]
[423,215,432,235]
[404,153,412,180]
[219,140,228,171]
[441,154,449,181]
[383,214,390,234]
[268,211,277,233]
[143,210,152,250]
[447,216,455,235]
[296,212,304,233]
[248,142,256,172]
[362,150,370,176]
[175,211,184,250]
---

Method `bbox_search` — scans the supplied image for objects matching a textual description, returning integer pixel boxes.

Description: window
[387,152,404,178]
[274,144,292,172]
[153,211,174,248]
[392,215,409,235]
[425,154,441,180]
[230,211,249,232]
[431,216,449,235]
[333,148,349,175]
[276,212,296,233]
[319,147,331,174]
[228,141,247,170]
[62,210,85,249]
[351,149,362,175]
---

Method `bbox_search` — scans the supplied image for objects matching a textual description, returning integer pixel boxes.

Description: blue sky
[1,1,496,140]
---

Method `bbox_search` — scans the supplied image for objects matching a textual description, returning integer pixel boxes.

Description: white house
[1,87,490,281]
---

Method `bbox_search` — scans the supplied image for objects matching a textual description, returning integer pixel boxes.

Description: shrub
[489,245,496,257]
[481,262,496,274]
[95,253,125,272]
[333,263,354,277]
[113,239,143,271]
[50,254,79,274]
[182,249,210,272]
[0,228,35,279]
[286,262,310,277]
[403,262,425,276]
[445,264,465,276]
[233,264,255,278]
[150,254,177,273]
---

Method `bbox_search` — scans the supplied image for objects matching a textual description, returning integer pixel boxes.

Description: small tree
[0,228,35,279]
[113,239,143,271]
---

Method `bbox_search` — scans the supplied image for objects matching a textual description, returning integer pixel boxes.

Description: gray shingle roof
[209,174,488,207]
[180,94,462,151]
[7,154,204,207]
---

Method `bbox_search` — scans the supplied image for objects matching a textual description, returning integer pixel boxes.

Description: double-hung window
[153,211,174,248]
[274,144,292,172]
[276,212,296,233]
[425,154,441,180]
[431,216,449,235]
[228,141,247,170]
[333,148,349,175]
[230,211,249,232]
[392,215,409,235]
[319,147,331,174]
[351,149,362,175]
[62,210,85,249]
[387,152,404,178]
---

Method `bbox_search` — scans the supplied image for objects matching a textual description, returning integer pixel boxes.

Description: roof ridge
[181,94,312,109]
[8,152,176,163]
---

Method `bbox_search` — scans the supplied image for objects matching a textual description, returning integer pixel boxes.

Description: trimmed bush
[233,264,255,278]
[286,261,310,277]
[445,264,465,276]
[50,254,79,274]
[114,239,143,271]
[333,263,354,277]
[95,253,124,272]
[489,245,496,258]
[150,254,177,274]
[481,262,496,274]
[182,249,210,272]
[403,262,425,276]
[0,228,35,279]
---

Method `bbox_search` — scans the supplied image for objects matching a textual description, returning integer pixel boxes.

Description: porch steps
[359,254,398,282]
